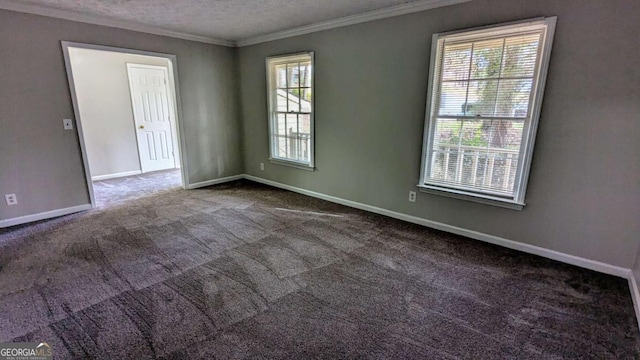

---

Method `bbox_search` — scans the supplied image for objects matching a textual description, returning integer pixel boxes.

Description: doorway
[62,42,188,208]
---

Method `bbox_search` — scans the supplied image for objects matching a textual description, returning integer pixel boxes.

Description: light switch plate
[63,118,73,130]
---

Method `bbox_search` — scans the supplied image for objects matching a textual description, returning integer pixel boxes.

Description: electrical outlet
[63,118,73,130]
[260,162,265,171]
[408,191,416,203]
[5,194,17,206]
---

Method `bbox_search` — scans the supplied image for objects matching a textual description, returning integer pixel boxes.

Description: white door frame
[61,41,189,208]
[126,63,181,171]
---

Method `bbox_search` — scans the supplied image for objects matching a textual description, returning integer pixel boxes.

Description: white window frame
[418,17,557,210]
[266,52,315,170]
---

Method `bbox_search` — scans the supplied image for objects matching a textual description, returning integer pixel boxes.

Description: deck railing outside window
[430,143,519,195]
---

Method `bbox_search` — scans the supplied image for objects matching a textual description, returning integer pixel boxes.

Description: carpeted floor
[1,171,639,359]
[93,169,184,208]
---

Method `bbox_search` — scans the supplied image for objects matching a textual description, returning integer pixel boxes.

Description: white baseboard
[91,170,142,181]
[243,175,631,279]
[628,273,640,332]
[187,175,244,189]
[0,204,92,228]
[0,174,244,228]
[1,173,631,282]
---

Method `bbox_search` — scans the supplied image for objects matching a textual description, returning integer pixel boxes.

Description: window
[266,52,315,169]
[419,18,556,209]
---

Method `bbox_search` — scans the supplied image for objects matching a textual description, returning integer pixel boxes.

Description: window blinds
[423,21,552,202]
[267,53,314,166]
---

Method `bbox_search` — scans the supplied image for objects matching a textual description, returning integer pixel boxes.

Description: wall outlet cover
[5,194,17,205]
[409,191,417,202]
[63,118,73,130]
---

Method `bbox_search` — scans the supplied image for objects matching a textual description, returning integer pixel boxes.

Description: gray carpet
[1,170,639,359]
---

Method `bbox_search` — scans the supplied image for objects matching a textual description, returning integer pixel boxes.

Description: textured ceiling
[6,0,429,41]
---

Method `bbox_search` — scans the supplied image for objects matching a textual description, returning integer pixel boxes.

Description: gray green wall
[239,0,640,268]
[0,9,242,221]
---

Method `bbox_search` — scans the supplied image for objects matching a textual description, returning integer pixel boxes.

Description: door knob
[139,125,144,129]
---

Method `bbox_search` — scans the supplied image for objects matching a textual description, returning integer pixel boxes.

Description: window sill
[416,184,525,210]
[269,158,315,171]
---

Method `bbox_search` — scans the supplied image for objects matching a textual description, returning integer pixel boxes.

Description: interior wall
[0,9,242,221]
[239,0,640,268]
[68,48,172,178]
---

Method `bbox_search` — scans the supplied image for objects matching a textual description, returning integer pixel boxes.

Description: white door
[127,64,175,173]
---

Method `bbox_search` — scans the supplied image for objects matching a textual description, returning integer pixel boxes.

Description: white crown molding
[236,0,472,47]
[1,0,472,48]
[0,0,236,47]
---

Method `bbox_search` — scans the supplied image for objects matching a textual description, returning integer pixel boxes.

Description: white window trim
[418,17,557,210]
[266,51,316,170]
